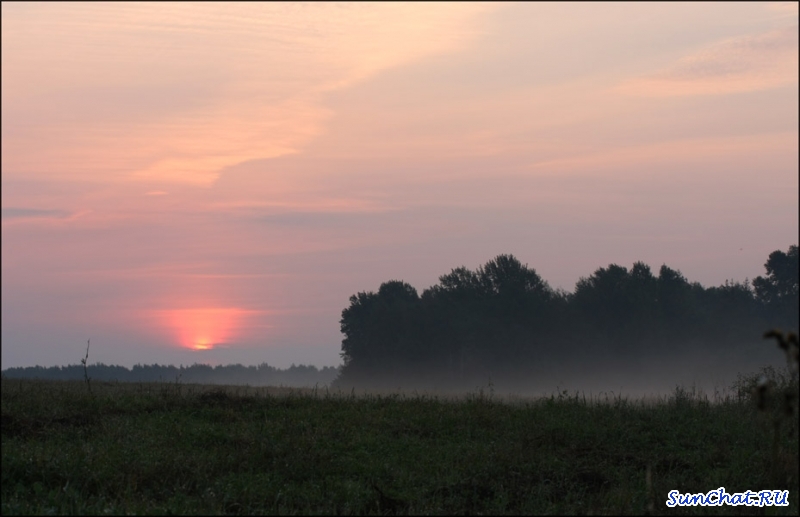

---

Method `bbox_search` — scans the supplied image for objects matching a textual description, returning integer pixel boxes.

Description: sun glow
[158,307,257,350]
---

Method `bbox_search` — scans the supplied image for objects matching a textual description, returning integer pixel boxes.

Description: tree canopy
[337,246,799,390]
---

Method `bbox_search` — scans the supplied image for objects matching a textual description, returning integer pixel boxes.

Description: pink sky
[2,2,798,369]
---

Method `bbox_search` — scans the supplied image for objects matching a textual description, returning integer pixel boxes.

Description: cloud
[209,197,396,215]
[616,26,798,96]
[2,3,497,186]
[526,131,798,184]
[1,207,71,221]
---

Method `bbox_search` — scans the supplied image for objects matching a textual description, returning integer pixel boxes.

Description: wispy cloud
[209,197,397,215]
[1,207,69,220]
[527,131,798,178]
[616,26,798,96]
[2,3,497,186]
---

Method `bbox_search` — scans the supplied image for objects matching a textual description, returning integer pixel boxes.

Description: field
[1,377,798,515]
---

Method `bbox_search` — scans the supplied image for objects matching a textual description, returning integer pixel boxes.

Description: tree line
[335,245,798,390]
[1,362,340,388]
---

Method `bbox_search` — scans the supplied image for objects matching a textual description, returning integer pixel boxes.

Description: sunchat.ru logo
[666,487,789,507]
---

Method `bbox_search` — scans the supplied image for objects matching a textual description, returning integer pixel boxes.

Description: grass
[1,372,797,515]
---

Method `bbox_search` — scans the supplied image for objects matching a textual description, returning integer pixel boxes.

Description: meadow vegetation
[2,353,797,515]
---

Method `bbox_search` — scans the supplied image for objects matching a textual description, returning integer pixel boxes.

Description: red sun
[159,307,252,350]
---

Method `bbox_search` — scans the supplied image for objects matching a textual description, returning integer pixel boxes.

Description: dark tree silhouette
[1,362,340,387]
[753,244,799,329]
[335,247,798,389]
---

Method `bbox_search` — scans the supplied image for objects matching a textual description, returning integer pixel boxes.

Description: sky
[2,2,798,371]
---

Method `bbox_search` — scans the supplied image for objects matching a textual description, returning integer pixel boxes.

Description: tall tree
[572,264,632,341]
[753,245,799,304]
[339,280,423,383]
[753,245,799,328]
[469,255,553,372]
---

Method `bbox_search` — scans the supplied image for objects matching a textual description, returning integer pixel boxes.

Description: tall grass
[1,329,796,514]
[2,364,797,515]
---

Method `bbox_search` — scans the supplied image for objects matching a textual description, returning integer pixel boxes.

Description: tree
[422,267,486,381]
[473,254,555,368]
[436,266,482,295]
[339,290,380,372]
[753,245,799,305]
[572,264,632,340]
[338,280,423,384]
[477,254,551,299]
[753,245,799,328]
[657,265,692,323]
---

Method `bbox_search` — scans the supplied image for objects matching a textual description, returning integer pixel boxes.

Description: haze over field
[2,3,798,390]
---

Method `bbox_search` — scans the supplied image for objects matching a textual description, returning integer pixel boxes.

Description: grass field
[1,375,797,515]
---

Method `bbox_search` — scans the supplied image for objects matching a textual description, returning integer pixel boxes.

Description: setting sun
[158,308,254,350]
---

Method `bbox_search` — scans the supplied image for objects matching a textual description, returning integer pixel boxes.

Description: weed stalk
[81,339,92,394]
